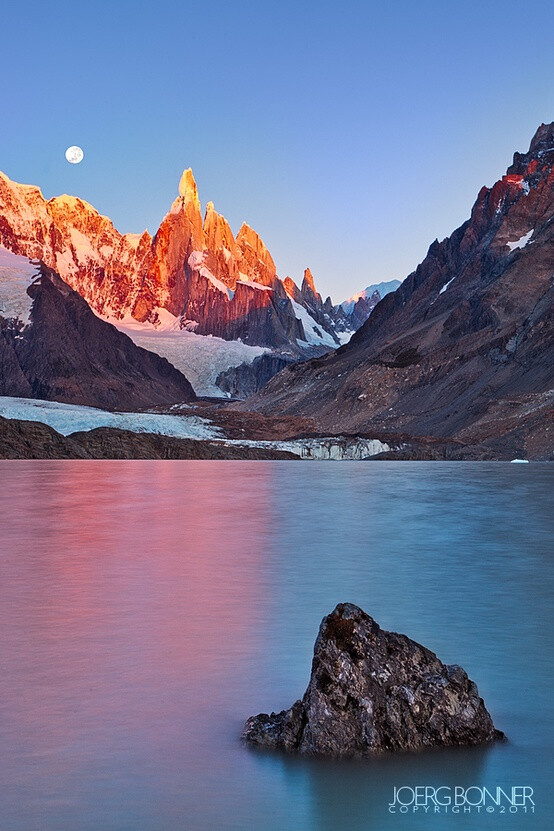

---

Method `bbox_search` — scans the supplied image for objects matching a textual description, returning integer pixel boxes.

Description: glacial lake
[0,461,552,831]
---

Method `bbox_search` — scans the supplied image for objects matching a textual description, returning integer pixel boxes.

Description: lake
[0,461,552,830]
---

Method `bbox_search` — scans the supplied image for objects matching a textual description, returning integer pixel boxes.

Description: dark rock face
[243,603,504,758]
[0,264,196,410]
[69,427,299,460]
[0,417,301,460]
[0,414,90,459]
[216,353,296,398]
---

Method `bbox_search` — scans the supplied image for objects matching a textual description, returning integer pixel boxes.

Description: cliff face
[240,124,554,459]
[0,169,341,350]
[0,256,196,410]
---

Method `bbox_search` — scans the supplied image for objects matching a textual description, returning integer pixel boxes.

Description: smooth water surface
[0,461,552,831]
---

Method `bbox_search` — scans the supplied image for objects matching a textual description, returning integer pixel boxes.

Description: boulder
[243,603,504,757]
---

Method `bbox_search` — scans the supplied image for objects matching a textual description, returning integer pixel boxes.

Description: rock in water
[243,603,504,757]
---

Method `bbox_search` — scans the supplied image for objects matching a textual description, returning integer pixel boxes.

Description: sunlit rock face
[0,169,343,349]
[0,172,153,318]
[243,603,504,758]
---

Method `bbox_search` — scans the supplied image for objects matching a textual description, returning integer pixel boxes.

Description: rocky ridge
[0,416,299,460]
[239,124,554,459]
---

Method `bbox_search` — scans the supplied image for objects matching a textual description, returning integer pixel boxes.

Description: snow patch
[290,300,337,348]
[337,330,354,345]
[54,247,79,275]
[341,280,401,314]
[507,230,534,251]
[124,233,143,249]
[102,312,268,397]
[0,396,220,440]
[0,246,38,324]
[439,276,456,295]
[237,278,271,291]
[188,251,233,300]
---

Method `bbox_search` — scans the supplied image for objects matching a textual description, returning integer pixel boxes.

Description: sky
[2,0,554,302]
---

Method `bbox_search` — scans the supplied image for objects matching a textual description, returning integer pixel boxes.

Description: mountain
[0,168,402,397]
[0,249,195,409]
[238,124,554,460]
[0,168,361,396]
[338,280,402,331]
[0,168,340,350]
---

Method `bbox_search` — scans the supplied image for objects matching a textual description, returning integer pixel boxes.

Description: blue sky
[2,0,553,301]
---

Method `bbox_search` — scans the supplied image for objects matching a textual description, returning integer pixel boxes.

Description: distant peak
[178,168,199,202]
[283,275,297,293]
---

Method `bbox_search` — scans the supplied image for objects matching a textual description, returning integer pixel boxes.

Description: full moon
[65,145,84,164]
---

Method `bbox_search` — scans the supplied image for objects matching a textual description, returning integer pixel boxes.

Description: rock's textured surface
[243,603,504,757]
[69,428,300,460]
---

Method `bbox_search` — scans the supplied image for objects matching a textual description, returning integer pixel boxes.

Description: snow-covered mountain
[0,168,409,397]
[340,280,402,314]
[0,168,363,395]
[335,280,402,333]
[0,169,343,346]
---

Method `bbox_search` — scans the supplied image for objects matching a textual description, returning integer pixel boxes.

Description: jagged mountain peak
[301,267,318,297]
[0,166,348,353]
[528,121,554,154]
[235,222,277,285]
[236,221,263,246]
[178,168,200,203]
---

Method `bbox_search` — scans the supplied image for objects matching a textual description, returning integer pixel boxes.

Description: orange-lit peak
[236,222,268,251]
[178,168,199,203]
[283,275,299,297]
[303,267,317,294]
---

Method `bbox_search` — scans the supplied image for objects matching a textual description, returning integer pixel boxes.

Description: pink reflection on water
[0,461,274,814]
